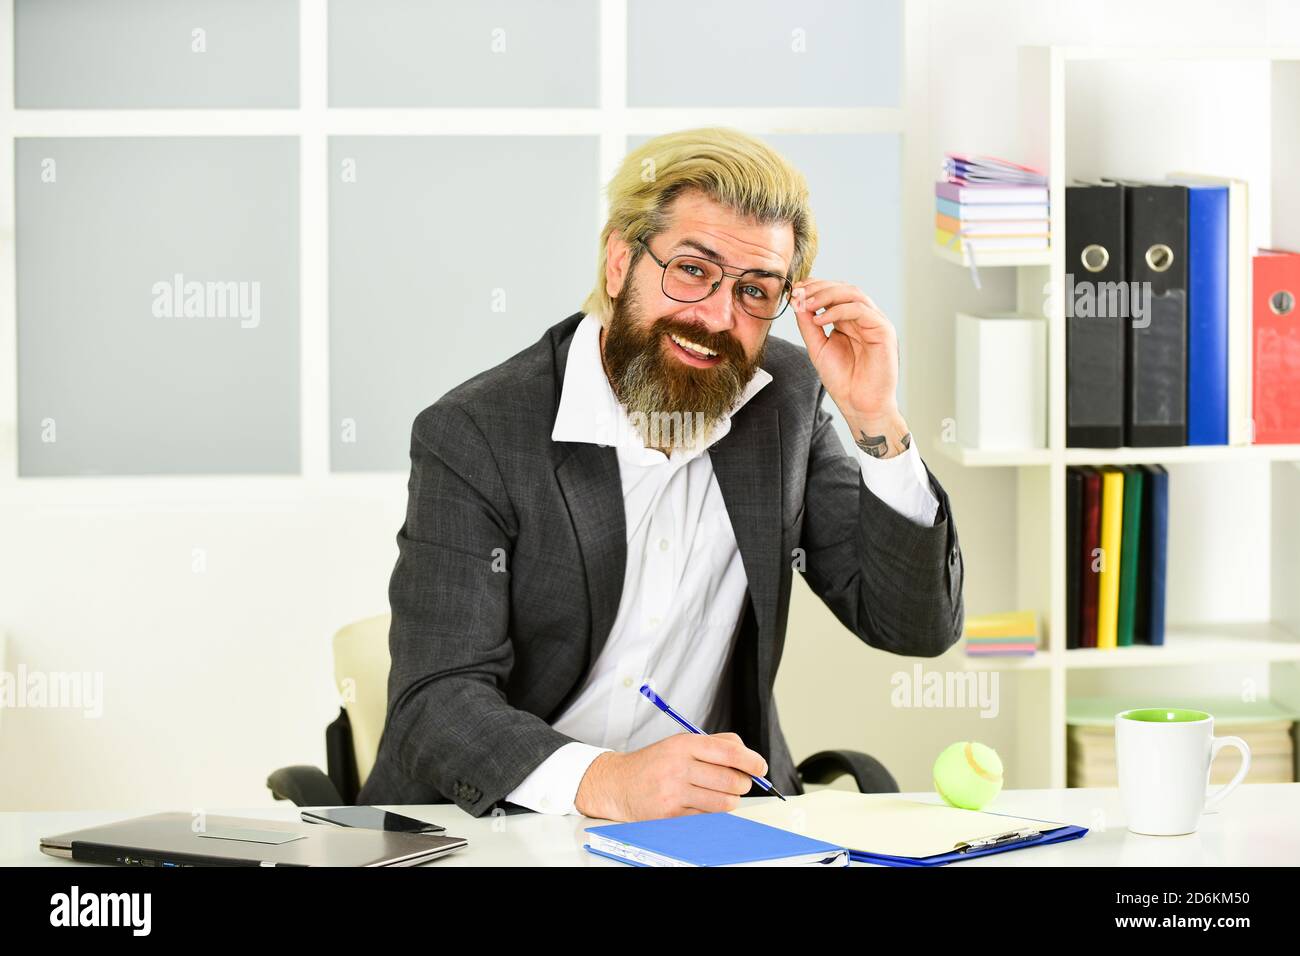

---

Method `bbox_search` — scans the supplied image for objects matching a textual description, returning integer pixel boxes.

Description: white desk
[4,785,1297,866]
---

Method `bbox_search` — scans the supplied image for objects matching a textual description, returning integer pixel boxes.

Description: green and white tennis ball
[933,741,1003,810]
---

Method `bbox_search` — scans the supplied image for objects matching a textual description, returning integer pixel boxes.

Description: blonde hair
[582,127,818,327]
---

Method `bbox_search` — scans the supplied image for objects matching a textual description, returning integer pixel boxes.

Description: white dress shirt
[504,315,938,814]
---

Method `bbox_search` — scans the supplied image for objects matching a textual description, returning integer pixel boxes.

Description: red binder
[1078,466,1102,649]
[1253,250,1300,443]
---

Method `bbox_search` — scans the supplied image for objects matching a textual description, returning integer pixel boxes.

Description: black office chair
[269,707,365,807]
[268,614,899,809]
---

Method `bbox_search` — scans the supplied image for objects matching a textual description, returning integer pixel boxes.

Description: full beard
[602,281,766,451]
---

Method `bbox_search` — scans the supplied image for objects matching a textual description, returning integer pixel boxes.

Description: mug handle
[1204,735,1251,812]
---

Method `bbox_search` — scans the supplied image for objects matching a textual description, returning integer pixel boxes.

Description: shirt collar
[551,314,772,465]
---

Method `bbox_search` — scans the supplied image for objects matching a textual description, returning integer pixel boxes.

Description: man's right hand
[574,732,769,821]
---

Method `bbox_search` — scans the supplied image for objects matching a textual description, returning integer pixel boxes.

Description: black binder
[1065,182,1126,447]
[1066,467,1082,650]
[1121,182,1188,447]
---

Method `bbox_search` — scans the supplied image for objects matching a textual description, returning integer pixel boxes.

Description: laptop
[40,812,467,867]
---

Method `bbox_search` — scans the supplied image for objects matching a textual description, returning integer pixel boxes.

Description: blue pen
[639,683,786,801]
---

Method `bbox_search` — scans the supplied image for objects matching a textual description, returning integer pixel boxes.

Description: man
[359,127,964,821]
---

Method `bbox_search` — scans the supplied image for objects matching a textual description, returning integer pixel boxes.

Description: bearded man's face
[600,190,793,449]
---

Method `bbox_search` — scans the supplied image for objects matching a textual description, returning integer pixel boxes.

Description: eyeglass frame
[636,238,794,321]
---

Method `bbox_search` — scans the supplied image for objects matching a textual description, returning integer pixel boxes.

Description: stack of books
[935,153,1050,258]
[1066,465,1168,650]
[964,610,1039,658]
[1067,697,1297,786]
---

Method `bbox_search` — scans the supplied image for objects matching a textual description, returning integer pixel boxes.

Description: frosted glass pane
[15,0,298,108]
[17,138,300,476]
[329,0,598,107]
[628,0,901,108]
[329,136,598,471]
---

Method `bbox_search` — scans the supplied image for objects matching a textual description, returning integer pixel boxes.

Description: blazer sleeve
[797,391,965,658]
[372,401,581,816]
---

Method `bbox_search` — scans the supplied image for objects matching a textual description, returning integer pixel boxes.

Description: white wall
[0,480,405,809]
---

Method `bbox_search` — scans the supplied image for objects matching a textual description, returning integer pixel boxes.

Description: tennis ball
[933,741,1003,810]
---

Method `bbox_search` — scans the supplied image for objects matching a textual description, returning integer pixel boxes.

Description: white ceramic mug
[1115,708,1251,836]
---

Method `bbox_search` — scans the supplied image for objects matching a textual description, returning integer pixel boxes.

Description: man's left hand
[791,279,912,460]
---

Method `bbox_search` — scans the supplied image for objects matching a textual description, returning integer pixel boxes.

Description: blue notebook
[584,813,850,867]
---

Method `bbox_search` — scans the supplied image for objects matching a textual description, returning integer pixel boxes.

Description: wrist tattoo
[856,431,888,458]
[857,429,912,459]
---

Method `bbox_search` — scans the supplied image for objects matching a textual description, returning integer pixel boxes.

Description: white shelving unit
[937,46,1300,789]
[932,243,1052,268]
[940,439,1300,467]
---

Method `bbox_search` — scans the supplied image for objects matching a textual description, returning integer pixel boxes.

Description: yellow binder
[1096,467,1125,649]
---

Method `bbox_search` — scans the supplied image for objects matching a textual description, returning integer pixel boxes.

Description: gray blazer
[358,312,964,816]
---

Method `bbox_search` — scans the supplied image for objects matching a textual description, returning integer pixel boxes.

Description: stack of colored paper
[936,153,1050,256]
[943,154,1047,187]
[964,611,1039,657]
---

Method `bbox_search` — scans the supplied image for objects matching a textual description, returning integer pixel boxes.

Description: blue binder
[1136,464,1169,646]
[1185,184,1230,445]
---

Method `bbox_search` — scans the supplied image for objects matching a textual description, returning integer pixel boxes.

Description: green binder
[1115,466,1144,646]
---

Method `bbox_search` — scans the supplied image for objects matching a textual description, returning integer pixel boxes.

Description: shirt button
[647,616,661,628]
[658,538,670,551]
[622,676,634,688]
[540,797,550,810]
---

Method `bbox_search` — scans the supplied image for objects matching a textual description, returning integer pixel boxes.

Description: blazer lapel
[554,445,627,665]
[550,315,629,668]
[708,403,784,697]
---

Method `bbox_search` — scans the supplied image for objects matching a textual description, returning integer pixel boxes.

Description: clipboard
[847,822,1088,866]
[731,789,1088,867]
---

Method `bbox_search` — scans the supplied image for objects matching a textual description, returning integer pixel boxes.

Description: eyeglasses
[637,239,793,321]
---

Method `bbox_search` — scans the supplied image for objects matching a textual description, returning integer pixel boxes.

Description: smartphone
[300,806,445,834]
